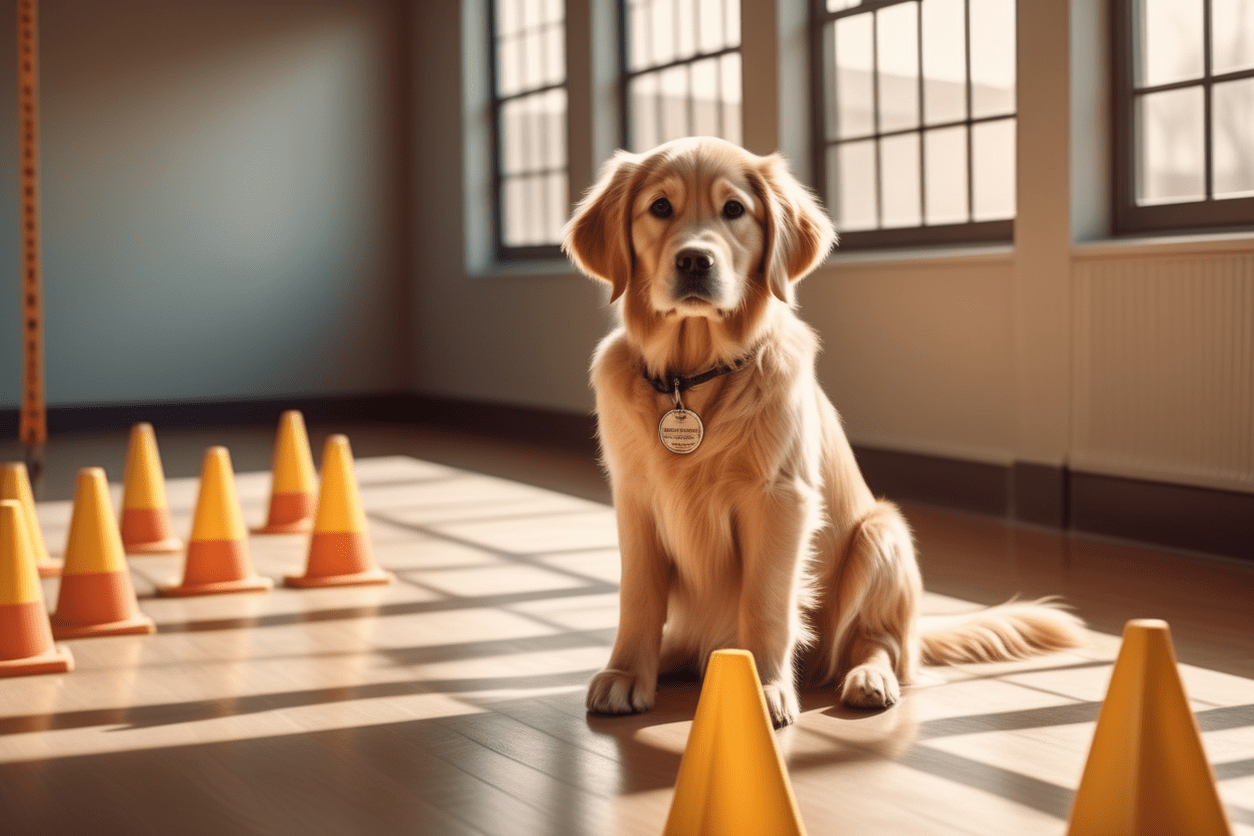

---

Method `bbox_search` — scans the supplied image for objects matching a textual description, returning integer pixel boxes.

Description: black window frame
[1111,0,1254,236]
[488,0,568,261]
[810,0,1016,250]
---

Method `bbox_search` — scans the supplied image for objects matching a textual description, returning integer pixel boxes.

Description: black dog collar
[643,358,747,395]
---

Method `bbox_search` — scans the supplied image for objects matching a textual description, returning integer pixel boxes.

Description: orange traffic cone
[50,468,156,639]
[119,423,183,554]
[0,462,62,577]
[0,500,73,676]
[664,650,807,836]
[160,447,272,597]
[253,410,318,534]
[1068,619,1233,836]
[285,435,390,588]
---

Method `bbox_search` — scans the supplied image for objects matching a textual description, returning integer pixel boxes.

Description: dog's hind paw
[761,681,800,728]
[587,669,655,715]
[840,664,900,709]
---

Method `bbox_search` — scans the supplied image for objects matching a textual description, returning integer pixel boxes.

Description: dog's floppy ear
[562,151,642,303]
[752,154,837,302]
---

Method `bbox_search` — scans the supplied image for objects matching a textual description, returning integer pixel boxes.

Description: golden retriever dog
[562,136,1083,727]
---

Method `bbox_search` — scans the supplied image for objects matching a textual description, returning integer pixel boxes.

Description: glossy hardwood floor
[1,421,1251,835]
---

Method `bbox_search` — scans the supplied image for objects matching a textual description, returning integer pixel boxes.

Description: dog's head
[563,138,836,331]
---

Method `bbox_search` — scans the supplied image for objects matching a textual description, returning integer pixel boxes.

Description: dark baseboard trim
[3,395,1248,560]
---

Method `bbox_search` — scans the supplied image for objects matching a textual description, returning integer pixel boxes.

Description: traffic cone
[1068,619,1233,836]
[119,423,183,554]
[0,501,73,676]
[663,649,807,836]
[160,447,273,597]
[285,434,390,588]
[253,410,317,534]
[0,461,62,577]
[50,468,156,639]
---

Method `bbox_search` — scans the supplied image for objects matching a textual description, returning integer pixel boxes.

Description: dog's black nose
[675,249,714,276]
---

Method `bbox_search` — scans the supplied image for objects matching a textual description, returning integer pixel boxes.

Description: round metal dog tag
[658,408,703,454]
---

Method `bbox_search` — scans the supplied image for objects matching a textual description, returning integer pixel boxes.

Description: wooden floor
[1,421,1252,835]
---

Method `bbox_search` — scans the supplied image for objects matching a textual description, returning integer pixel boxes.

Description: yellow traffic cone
[663,649,807,836]
[1068,619,1233,836]
[0,500,73,676]
[159,447,273,597]
[0,461,62,577]
[119,423,183,554]
[253,410,317,534]
[50,468,156,639]
[285,435,389,588]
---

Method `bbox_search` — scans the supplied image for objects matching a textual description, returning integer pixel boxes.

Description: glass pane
[675,0,696,59]
[833,141,878,231]
[971,118,1015,219]
[545,172,568,243]
[725,0,740,46]
[692,58,720,137]
[922,0,967,125]
[827,0,860,10]
[969,0,1015,118]
[1213,77,1254,198]
[498,0,521,38]
[651,0,677,67]
[697,0,726,53]
[659,65,690,143]
[1137,87,1205,203]
[543,23,564,87]
[629,73,660,151]
[498,34,521,97]
[1212,0,1254,74]
[629,0,650,70]
[543,88,567,169]
[1137,0,1203,87]
[924,126,968,225]
[502,176,533,246]
[877,2,920,133]
[720,52,742,145]
[881,133,921,227]
[542,0,563,25]
[834,14,874,139]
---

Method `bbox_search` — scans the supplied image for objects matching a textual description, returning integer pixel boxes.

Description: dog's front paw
[587,669,655,715]
[840,664,900,709]
[761,681,800,728]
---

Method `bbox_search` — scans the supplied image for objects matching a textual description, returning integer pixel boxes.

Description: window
[1113,0,1254,234]
[812,0,1016,248]
[622,0,742,152]
[490,0,568,257]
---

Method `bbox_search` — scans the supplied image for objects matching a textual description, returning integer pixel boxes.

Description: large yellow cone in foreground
[285,434,389,588]
[159,447,272,597]
[0,500,73,676]
[663,649,807,836]
[119,423,183,554]
[254,410,318,534]
[0,461,62,577]
[51,468,156,639]
[1068,619,1232,836]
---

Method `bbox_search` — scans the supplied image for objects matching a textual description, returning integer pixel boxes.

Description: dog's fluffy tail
[919,598,1084,665]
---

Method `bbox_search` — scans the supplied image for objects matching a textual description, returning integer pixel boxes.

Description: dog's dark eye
[649,198,673,219]
[723,200,745,219]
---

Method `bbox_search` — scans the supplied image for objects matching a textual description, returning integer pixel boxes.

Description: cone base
[51,613,156,640]
[159,575,274,598]
[0,645,75,677]
[37,558,64,578]
[284,568,392,589]
[124,537,184,555]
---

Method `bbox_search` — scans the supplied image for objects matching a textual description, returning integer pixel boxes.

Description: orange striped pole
[16,0,46,480]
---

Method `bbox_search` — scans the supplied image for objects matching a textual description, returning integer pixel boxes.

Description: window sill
[825,241,1015,269]
[1072,230,1254,261]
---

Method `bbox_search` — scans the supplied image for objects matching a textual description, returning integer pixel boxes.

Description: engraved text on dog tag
[659,408,703,454]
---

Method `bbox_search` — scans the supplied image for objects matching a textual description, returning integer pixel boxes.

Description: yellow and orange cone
[253,410,318,534]
[50,468,156,639]
[664,650,807,836]
[285,434,390,588]
[1068,619,1232,836]
[0,461,62,577]
[0,500,73,676]
[119,423,183,554]
[160,447,272,597]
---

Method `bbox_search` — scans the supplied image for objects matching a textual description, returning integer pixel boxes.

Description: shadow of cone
[50,468,156,639]
[1068,619,1233,836]
[0,501,73,676]
[664,650,807,836]
[160,447,273,597]
[119,423,183,554]
[0,462,62,577]
[253,410,317,534]
[285,434,390,588]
